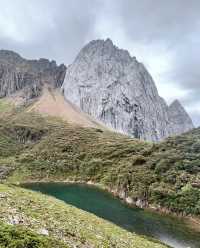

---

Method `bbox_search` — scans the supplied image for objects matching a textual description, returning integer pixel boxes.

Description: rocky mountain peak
[62,39,194,141]
[0,43,194,141]
[76,38,132,67]
[169,99,191,119]
[0,50,24,64]
[168,99,194,135]
[0,50,66,100]
[170,99,183,109]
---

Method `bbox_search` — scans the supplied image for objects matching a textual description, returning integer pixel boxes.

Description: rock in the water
[168,99,194,135]
[62,39,194,141]
[0,50,66,101]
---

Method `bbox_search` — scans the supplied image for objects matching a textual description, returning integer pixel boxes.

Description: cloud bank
[0,0,199,125]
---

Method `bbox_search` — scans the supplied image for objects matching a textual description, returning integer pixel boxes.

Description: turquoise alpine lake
[23,183,200,248]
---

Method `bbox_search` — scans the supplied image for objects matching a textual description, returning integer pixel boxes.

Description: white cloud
[0,1,55,43]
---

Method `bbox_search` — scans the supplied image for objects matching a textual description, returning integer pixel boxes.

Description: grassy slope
[0,109,200,217]
[0,184,167,248]
[0,99,14,113]
[0,221,68,248]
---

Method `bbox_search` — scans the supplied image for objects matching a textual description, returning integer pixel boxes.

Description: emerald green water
[23,183,200,248]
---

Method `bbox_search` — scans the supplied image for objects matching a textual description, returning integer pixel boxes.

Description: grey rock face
[168,100,194,135]
[62,39,194,141]
[0,50,66,100]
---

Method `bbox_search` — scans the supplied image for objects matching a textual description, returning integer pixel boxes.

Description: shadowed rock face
[0,50,66,100]
[62,39,194,141]
[168,100,194,135]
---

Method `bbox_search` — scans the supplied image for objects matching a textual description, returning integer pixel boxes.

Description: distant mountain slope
[168,99,194,135]
[0,49,104,128]
[62,39,194,141]
[26,85,101,128]
[0,49,66,99]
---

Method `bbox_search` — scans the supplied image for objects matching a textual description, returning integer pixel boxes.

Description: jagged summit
[0,50,66,99]
[0,49,24,64]
[0,50,58,67]
[170,99,184,109]
[0,49,21,57]
[169,99,192,121]
[62,38,194,141]
[77,38,132,66]
[168,99,194,135]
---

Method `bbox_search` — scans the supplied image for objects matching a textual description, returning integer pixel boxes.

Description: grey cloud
[117,0,200,44]
[0,0,199,125]
[0,0,101,64]
[113,0,200,125]
[115,0,200,88]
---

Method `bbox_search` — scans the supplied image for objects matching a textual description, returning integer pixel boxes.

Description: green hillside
[0,221,68,248]
[0,108,199,217]
[0,184,167,248]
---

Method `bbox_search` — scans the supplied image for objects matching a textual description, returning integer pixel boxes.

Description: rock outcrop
[62,39,194,141]
[0,45,194,141]
[168,99,194,135]
[0,50,101,129]
[0,50,66,101]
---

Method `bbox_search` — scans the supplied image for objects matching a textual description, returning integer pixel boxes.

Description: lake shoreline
[13,178,200,234]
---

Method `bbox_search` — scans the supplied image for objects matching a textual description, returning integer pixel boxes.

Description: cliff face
[0,45,194,141]
[0,50,66,100]
[168,100,194,135]
[62,39,194,141]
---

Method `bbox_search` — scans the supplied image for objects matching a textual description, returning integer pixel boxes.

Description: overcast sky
[0,0,199,125]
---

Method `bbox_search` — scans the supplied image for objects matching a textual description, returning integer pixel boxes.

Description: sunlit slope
[27,85,102,128]
[0,184,168,248]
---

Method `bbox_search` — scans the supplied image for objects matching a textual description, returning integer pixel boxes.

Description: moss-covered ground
[0,221,68,248]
